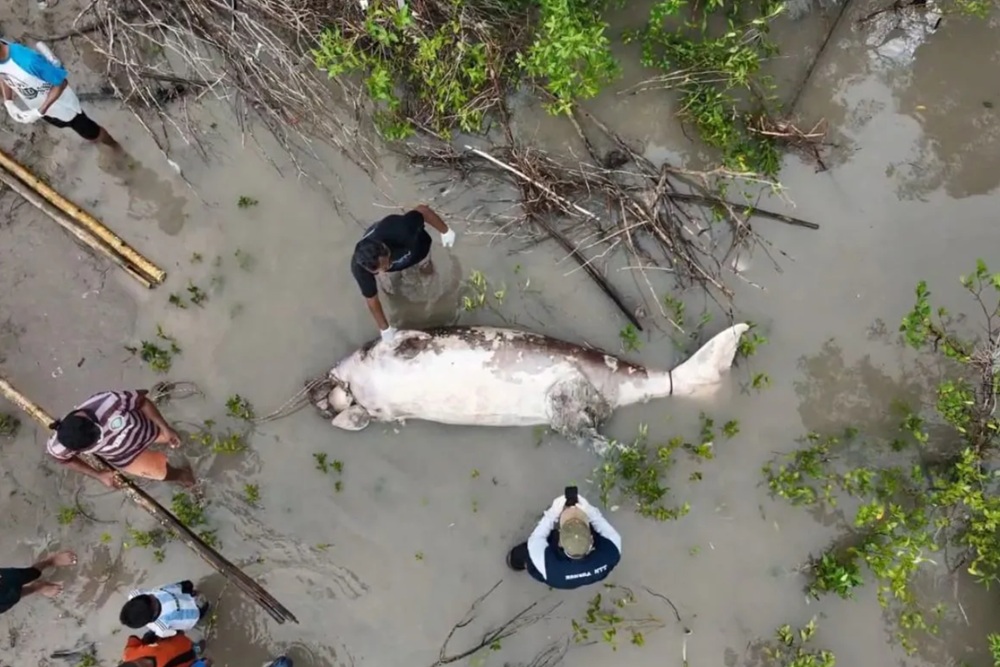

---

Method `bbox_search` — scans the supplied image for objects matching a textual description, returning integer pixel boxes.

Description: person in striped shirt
[46,389,195,487]
[120,579,210,639]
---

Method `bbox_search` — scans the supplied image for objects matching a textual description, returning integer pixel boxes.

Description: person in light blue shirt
[120,579,210,639]
[0,38,119,148]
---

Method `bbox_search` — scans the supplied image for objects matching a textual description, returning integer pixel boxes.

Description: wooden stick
[0,375,298,624]
[462,146,643,331]
[0,169,154,288]
[0,149,166,287]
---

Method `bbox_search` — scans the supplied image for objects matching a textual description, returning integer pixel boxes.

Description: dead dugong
[309,324,749,450]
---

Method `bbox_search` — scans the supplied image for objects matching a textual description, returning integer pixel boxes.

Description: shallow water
[1,0,999,666]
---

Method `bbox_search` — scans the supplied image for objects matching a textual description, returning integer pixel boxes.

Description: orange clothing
[122,633,198,667]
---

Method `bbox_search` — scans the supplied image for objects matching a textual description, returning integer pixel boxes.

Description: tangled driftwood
[59,0,377,177]
[406,105,818,332]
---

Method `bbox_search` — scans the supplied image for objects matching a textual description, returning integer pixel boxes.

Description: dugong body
[310,324,750,447]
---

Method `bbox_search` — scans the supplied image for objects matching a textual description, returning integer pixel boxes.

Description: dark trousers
[507,542,530,571]
[0,567,41,615]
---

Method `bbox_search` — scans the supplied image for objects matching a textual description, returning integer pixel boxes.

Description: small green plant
[243,483,260,506]
[314,452,329,473]
[750,618,835,667]
[171,492,217,547]
[237,196,259,209]
[127,326,181,374]
[168,293,187,309]
[190,252,203,263]
[192,421,248,454]
[100,532,113,544]
[187,283,208,306]
[988,632,1000,667]
[737,324,768,358]
[153,548,166,563]
[570,586,663,650]
[808,550,864,600]
[596,424,687,521]
[462,270,506,312]
[226,394,256,421]
[618,323,642,353]
[0,413,20,438]
[57,506,79,526]
[75,652,98,667]
[415,551,424,561]
[124,527,166,550]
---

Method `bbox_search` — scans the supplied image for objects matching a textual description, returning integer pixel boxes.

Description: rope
[149,378,328,426]
[251,377,328,425]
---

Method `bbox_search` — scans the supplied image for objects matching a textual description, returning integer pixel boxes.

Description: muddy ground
[1,0,998,666]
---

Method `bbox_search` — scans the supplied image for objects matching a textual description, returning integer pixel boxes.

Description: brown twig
[428,580,561,667]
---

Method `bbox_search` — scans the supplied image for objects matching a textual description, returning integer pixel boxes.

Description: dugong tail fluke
[668,323,751,397]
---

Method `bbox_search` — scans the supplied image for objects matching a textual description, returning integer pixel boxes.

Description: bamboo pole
[0,149,166,287]
[0,375,298,624]
[0,169,154,289]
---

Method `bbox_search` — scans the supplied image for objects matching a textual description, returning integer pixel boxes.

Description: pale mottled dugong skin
[309,324,750,451]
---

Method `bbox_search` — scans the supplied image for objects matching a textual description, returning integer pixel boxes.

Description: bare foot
[38,582,63,598]
[34,550,78,570]
[49,551,78,568]
[25,580,63,598]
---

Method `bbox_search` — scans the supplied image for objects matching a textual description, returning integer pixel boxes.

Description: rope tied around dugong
[150,378,328,425]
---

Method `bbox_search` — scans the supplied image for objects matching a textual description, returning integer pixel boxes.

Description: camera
[564,486,578,507]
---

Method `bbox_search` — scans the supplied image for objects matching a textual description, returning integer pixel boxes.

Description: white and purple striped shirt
[46,390,159,467]
[127,582,201,638]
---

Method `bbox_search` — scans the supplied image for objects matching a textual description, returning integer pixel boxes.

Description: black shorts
[43,112,101,141]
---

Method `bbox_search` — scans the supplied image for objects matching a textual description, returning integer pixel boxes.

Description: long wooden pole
[0,169,154,288]
[0,149,166,287]
[0,375,297,624]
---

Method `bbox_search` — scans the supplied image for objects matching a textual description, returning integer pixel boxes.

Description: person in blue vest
[506,487,622,589]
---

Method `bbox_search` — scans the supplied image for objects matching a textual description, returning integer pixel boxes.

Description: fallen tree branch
[463,146,643,330]
[428,580,561,667]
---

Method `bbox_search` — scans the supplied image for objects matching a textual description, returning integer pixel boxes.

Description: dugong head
[329,385,353,412]
[326,381,372,431]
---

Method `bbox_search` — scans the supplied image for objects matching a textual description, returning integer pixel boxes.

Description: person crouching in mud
[351,204,455,343]
[46,389,195,488]
[506,487,622,590]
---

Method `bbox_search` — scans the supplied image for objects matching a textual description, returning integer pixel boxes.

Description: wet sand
[1,0,998,666]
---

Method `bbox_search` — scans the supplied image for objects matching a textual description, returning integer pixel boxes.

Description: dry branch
[428,580,561,667]
[73,0,377,178]
[406,107,819,329]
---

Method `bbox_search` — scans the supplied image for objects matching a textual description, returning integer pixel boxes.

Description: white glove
[5,102,41,124]
[547,495,567,514]
[440,228,456,248]
[380,326,397,343]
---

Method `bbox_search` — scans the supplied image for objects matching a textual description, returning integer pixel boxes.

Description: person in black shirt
[0,549,77,614]
[351,204,455,341]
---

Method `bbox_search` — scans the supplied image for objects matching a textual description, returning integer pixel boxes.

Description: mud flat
[0,1,998,666]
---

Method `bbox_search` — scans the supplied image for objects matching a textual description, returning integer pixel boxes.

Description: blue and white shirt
[127,583,202,638]
[0,42,81,122]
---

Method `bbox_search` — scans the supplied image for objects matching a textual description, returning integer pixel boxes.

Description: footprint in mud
[385,251,464,329]
[98,150,188,235]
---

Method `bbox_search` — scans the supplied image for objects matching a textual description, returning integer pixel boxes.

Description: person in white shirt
[119,580,209,639]
[0,38,120,149]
